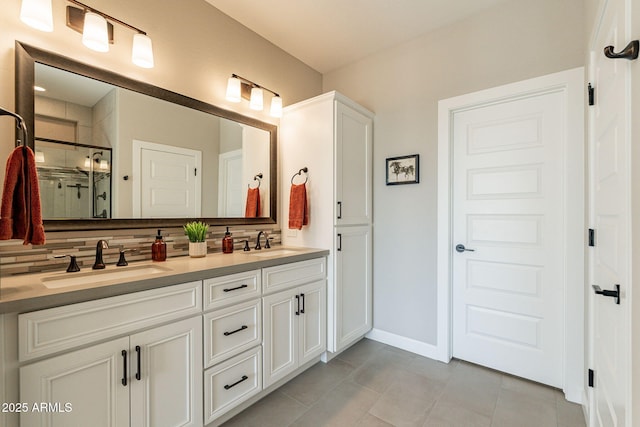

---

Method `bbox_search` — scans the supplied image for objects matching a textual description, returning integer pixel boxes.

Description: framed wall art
[386,154,419,185]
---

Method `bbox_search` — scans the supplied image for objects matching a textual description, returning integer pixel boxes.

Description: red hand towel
[288,183,308,230]
[245,187,261,218]
[0,146,46,245]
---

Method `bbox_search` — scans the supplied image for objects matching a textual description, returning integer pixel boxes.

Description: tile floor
[223,339,587,427]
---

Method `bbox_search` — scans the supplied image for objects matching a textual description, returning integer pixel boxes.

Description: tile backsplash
[0,225,281,277]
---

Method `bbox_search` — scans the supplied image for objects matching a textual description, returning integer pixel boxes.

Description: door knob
[455,244,475,253]
[592,284,620,304]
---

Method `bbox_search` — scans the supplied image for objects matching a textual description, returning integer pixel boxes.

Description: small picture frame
[386,154,419,185]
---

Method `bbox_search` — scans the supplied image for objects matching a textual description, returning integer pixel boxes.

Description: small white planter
[188,241,207,258]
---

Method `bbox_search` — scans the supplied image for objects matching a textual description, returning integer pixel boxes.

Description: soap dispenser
[222,227,234,254]
[152,229,167,261]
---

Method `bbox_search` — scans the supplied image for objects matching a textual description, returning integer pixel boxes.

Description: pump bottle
[152,229,167,261]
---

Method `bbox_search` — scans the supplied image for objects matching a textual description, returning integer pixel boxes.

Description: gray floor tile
[351,350,410,393]
[290,380,380,427]
[336,338,385,368]
[491,388,557,427]
[280,358,354,406]
[408,357,459,384]
[557,394,587,427]
[356,413,395,426]
[501,374,558,403]
[369,369,445,427]
[221,390,308,427]
[424,400,491,427]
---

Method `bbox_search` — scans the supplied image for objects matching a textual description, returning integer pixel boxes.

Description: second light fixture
[226,74,282,118]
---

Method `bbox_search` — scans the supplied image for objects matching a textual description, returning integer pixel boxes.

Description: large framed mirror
[15,41,277,231]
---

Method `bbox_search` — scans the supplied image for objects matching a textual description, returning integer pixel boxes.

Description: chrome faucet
[255,231,267,250]
[93,240,109,269]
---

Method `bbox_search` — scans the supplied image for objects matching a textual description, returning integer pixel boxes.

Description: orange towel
[245,187,261,218]
[288,183,308,230]
[0,146,46,245]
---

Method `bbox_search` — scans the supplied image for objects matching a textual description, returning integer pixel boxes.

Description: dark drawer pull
[300,293,305,314]
[224,325,248,336]
[223,284,248,292]
[121,350,127,386]
[135,345,141,380]
[224,375,249,390]
[295,294,300,315]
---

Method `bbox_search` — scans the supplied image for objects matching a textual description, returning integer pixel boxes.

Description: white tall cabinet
[281,91,373,354]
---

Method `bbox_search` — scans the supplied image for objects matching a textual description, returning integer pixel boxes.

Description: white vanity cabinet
[281,91,373,354]
[18,282,203,427]
[262,259,327,388]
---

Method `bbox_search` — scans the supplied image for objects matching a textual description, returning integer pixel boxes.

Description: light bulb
[270,96,283,118]
[20,0,53,32]
[250,87,263,111]
[226,77,241,103]
[82,12,109,53]
[99,160,109,170]
[132,33,154,68]
[84,157,91,168]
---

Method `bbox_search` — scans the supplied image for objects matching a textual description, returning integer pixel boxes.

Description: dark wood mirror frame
[15,41,277,232]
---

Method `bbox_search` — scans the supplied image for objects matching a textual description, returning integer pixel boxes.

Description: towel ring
[291,167,308,185]
[248,173,263,189]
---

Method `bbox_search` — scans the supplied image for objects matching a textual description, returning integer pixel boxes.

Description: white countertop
[0,246,329,314]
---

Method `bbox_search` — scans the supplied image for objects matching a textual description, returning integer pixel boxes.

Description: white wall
[323,0,586,346]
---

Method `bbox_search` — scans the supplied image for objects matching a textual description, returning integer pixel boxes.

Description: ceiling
[205,0,512,73]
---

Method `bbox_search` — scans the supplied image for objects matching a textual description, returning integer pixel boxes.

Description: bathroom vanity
[0,247,328,427]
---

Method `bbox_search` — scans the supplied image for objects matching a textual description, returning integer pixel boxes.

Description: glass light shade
[226,77,241,102]
[132,33,154,68]
[20,0,53,32]
[250,87,264,111]
[99,160,109,170]
[84,157,91,168]
[34,151,45,163]
[270,96,283,118]
[82,12,109,53]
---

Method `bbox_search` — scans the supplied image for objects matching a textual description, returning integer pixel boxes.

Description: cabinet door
[21,337,130,427]
[333,226,372,352]
[298,280,327,365]
[335,101,373,225]
[130,317,202,427]
[262,288,298,388]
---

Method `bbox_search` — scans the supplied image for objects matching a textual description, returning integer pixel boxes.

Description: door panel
[262,289,297,388]
[298,280,326,365]
[452,89,565,387]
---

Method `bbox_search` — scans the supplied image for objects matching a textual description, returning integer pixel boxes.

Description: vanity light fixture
[225,74,283,118]
[63,0,154,68]
[20,0,54,32]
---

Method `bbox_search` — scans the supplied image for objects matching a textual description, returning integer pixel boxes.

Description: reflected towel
[288,183,308,230]
[0,146,46,245]
[245,187,261,218]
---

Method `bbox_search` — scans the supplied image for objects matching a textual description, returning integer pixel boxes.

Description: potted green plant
[183,221,209,257]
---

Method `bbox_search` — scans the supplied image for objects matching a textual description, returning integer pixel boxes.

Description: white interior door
[217,149,243,217]
[133,140,202,218]
[589,0,631,424]
[452,89,567,387]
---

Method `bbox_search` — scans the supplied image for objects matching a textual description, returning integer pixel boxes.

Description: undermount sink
[41,265,173,289]
[249,249,299,258]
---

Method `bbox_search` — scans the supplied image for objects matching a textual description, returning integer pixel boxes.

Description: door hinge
[588,229,595,247]
[588,83,595,106]
[588,369,594,387]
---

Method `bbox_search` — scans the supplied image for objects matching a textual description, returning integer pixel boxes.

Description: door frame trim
[436,67,585,402]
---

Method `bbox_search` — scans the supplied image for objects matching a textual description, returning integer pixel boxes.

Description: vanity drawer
[204,346,262,423]
[19,281,202,361]
[204,269,261,310]
[204,298,261,368]
[262,257,327,294]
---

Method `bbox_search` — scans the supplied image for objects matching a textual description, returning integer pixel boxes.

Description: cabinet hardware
[337,234,342,251]
[223,325,248,336]
[588,369,594,387]
[121,350,128,386]
[295,295,300,315]
[592,284,620,304]
[135,345,141,381]
[588,229,595,247]
[337,201,342,219]
[588,84,595,106]
[224,375,249,390]
[223,284,248,292]
[300,293,305,314]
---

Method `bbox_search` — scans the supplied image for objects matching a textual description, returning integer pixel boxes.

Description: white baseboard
[366,328,441,361]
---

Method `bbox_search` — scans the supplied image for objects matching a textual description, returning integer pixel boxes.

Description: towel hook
[248,173,263,189]
[291,167,308,185]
